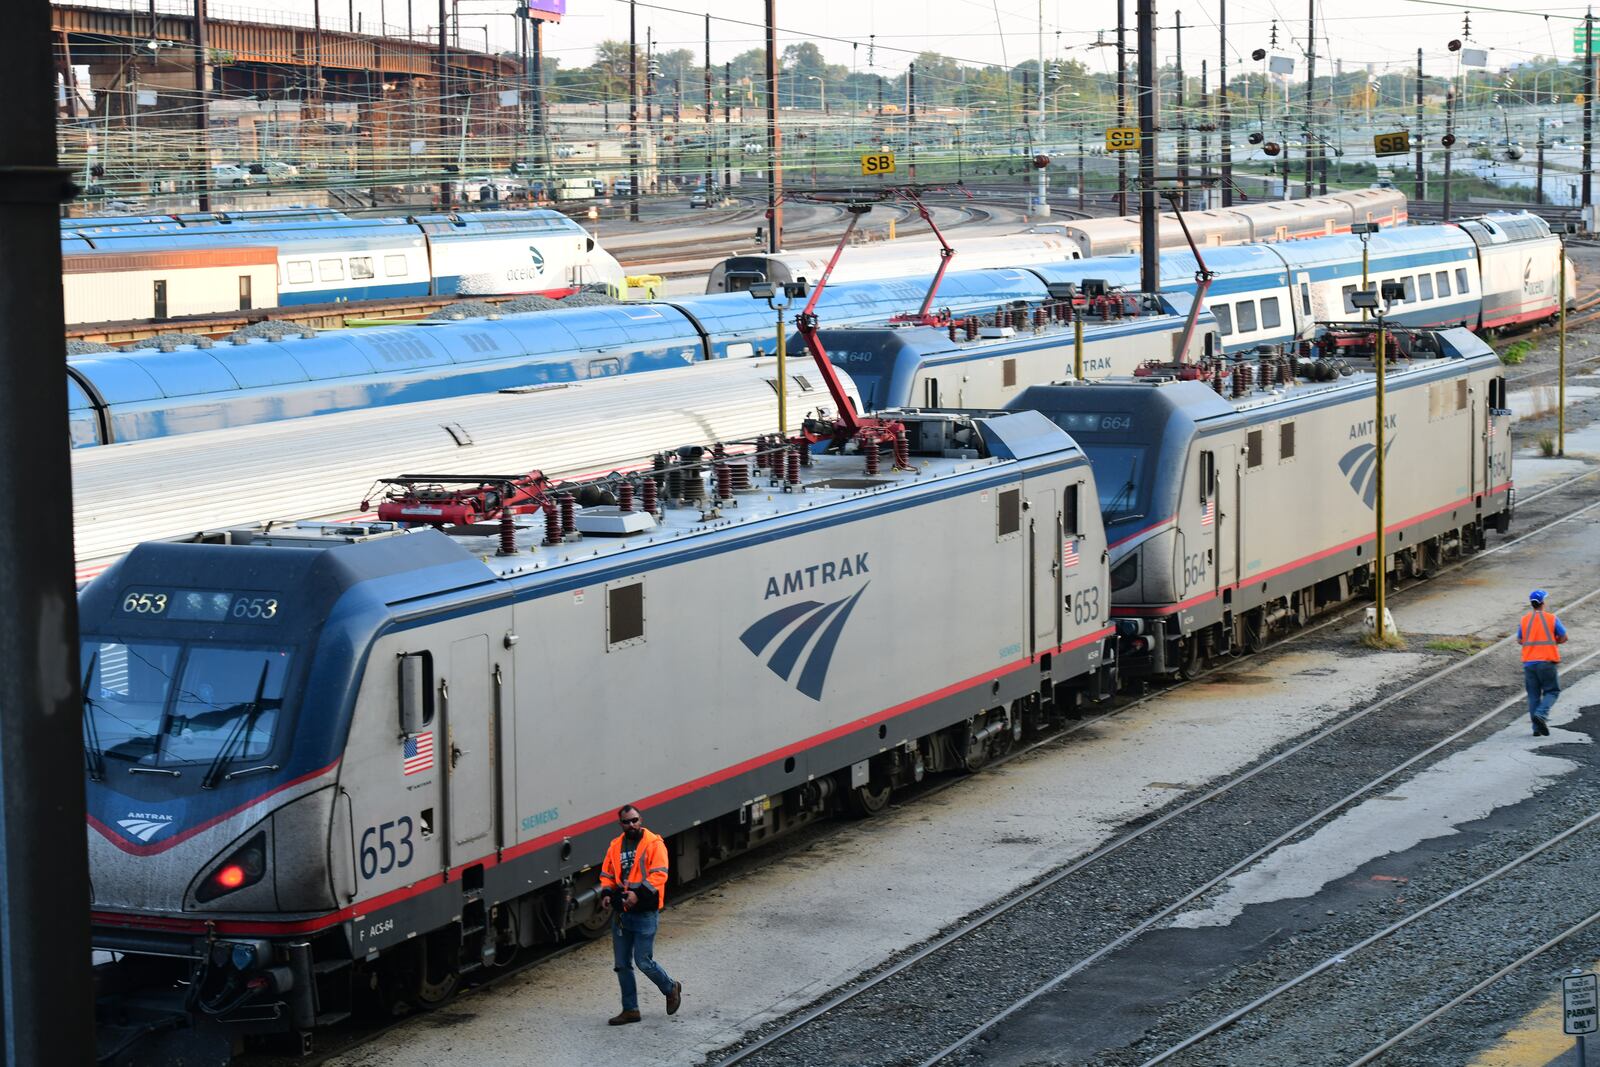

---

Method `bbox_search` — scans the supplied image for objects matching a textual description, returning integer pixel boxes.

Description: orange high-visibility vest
[1520,610,1562,663]
[601,829,669,906]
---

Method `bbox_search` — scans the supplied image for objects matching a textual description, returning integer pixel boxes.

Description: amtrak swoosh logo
[117,817,171,843]
[740,584,869,700]
[528,245,546,272]
[1338,438,1398,510]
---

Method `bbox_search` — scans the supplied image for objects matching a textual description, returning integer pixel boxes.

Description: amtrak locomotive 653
[82,410,1114,1058]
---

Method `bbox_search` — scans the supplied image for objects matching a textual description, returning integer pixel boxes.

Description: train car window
[1260,297,1282,330]
[1342,285,1358,315]
[1401,277,1417,303]
[286,260,313,284]
[350,256,375,280]
[924,378,941,407]
[1436,270,1452,297]
[385,254,409,277]
[1199,450,1215,503]
[589,358,622,377]
[1246,430,1263,469]
[1236,301,1258,333]
[398,651,435,732]
[997,488,1022,538]
[1456,267,1470,294]
[1064,484,1080,536]
[1300,282,1312,316]
[318,258,345,282]
[1457,379,1468,411]
[238,275,252,311]
[1002,358,1017,388]
[1212,304,1234,336]
[608,583,645,646]
[1489,376,1507,409]
[1417,274,1435,300]
[152,279,167,320]
[1280,421,1296,460]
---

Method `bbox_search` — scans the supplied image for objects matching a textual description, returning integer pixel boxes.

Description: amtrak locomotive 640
[82,410,1114,1058]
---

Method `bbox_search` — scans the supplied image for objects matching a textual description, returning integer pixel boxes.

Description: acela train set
[82,305,1514,1059]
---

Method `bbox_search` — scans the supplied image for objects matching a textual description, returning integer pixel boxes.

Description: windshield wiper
[1105,457,1140,518]
[201,663,271,790]
[81,651,106,782]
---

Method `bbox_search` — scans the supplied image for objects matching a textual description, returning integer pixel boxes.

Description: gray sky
[268,0,1597,75]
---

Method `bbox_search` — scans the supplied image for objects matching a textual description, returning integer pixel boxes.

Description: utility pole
[1584,9,1594,215]
[908,61,917,180]
[1176,10,1188,211]
[629,0,639,221]
[705,14,713,194]
[1034,0,1050,216]
[723,63,731,191]
[194,0,210,211]
[1443,86,1455,222]
[1117,0,1129,213]
[1200,59,1210,207]
[534,16,549,194]
[1303,0,1316,198]
[1138,0,1159,292]
[1220,0,1232,206]
[1414,48,1424,203]
[436,0,450,206]
[764,0,782,252]
[0,4,95,1065]
[1537,115,1546,205]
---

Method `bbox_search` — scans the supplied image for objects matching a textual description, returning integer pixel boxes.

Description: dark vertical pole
[313,0,325,116]
[1176,11,1188,210]
[1415,48,1424,203]
[1220,0,1232,206]
[908,61,917,180]
[1138,0,1159,291]
[1117,0,1129,213]
[407,0,412,40]
[1584,10,1594,214]
[1536,115,1546,205]
[0,3,94,1065]
[437,0,450,206]
[704,14,713,194]
[1077,124,1086,210]
[1200,58,1209,206]
[194,0,210,211]
[765,0,782,252]
[723,62,731,191]
[534,16,548,194]
[1442,86,1454,222]
[629,0,639,220]
[1303,0,1315,197]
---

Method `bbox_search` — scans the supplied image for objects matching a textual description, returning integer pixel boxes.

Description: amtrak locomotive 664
[82,410,1113,1058]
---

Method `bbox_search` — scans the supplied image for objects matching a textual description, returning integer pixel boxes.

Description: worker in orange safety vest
[599,805,681,1025]
[1518,590,1569,737]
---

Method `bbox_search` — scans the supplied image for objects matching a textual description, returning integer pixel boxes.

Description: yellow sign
[1373,131,1412,157]
[861,151,896,176]
[1105,127,1141,152]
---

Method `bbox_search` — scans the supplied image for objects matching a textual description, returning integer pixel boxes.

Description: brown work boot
[608,1009,642,1026]
[666,981,683,1016]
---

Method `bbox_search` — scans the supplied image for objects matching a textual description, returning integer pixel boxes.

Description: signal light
[1251,48,1267,61]
[1441,133,1457,148]
[1448,39,1462,51]
[1248,131,1264,144]
[1263,142,1282,156]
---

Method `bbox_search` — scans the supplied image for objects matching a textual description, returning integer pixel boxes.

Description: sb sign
[1105,127,1141,152]
[861,151,896,176]
[1373,131,1412,157]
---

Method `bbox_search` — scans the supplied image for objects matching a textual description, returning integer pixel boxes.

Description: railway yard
[17,0,1600,1062]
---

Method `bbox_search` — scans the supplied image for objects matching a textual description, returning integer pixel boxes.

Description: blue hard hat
[1530,589,1548,604]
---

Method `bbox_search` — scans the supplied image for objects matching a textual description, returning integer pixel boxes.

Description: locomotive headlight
[196,832,268,903]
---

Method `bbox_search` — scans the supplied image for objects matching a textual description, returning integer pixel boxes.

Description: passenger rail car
[1010,326,1513,679]
[706,189,1408,292]
[62,246,280,325]
[66,269,1049,447]
[59,210,624,324]
[81,410,1114,1056]
[71,359,859,580]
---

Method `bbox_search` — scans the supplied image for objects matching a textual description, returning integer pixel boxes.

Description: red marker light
[216,864,247,889]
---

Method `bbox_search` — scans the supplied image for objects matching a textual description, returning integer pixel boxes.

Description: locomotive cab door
[445,633,497,853]
[1029,487,1061,657]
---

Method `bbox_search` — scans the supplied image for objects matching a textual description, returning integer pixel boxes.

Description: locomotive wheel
[960,721,992,771]
[574,905,613,940]
[403,931,461,1008]
[846,781,893,817]
[1177,636,1205,680]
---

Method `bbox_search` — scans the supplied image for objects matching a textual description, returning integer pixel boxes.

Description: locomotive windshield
[1089,445,1150,525]
[82,639,292,774]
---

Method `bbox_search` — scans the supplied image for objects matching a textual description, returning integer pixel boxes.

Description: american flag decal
[1062,539,1080,569]
[403,731,435,776]
[1201,499,1216,527]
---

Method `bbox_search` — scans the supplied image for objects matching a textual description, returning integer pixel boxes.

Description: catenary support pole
[1176,11,1188,211]
[1304,0,1316,197]
[765,0,782,252]
[628,0,639,220]
[0,4,95,1064]
[723,62,731,191]
[705,14,713,196]
[1537,116,1546,205]
[1033,0,1049,216]
[1560,241,1567,456]
[1118,0,1129,214]
[1414,48,1424,203]
[1137,0,1159,292]
[194,0,210,210]
[437,0,450,206]
[1220,0,1232,206]
[1585,10,1594,215]
[1375,317,1387,641]
[1442,87,1454,222]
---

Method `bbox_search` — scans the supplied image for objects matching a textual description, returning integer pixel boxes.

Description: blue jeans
[1524,661,1561,726]
[612,911,674,1011]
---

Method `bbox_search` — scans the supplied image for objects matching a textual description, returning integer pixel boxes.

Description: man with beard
[598,804,682,1024]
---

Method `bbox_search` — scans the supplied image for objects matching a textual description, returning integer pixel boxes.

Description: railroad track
[708,475,1600,1067]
